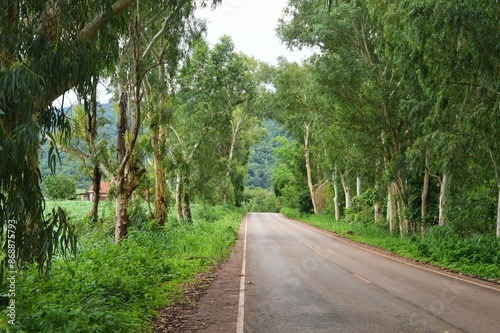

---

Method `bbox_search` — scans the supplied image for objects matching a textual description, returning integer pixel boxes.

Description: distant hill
[245,119,285,190]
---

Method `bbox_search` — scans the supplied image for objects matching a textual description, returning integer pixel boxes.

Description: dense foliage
[272,0,500,238]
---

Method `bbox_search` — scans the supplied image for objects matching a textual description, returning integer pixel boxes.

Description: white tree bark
[421,150,430,226]
[438,173,448,226]
[497,186,500,237]
[223,114,244,204]
[304,123,319,214]
[387,182,398,234]
[332,171,340,221]
[340,171,351,210]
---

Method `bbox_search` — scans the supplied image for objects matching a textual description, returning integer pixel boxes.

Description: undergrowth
[281,207,500,282]
[0,204,244,332]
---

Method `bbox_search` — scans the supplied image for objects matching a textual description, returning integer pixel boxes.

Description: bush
[45,175,76,200]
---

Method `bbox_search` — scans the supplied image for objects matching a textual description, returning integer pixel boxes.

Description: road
[241,213,500,333]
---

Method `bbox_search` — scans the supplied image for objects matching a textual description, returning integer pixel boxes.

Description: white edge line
[284,215,500,292]
[236,214,248,333]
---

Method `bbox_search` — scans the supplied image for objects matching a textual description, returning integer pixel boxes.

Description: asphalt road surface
[241,213,500,333]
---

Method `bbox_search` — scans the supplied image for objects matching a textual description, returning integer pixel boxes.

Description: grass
[0,202,244,333]
[281,207,500,282]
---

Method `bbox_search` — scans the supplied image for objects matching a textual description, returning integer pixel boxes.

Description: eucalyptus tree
[270,59,330,214]
[111,0,221,240]
[0,0,223,269]
[140,1,206,226]
[0,0,129,273]
[170,36,253,220]
[278,0,416,233]
[396,0,500,236]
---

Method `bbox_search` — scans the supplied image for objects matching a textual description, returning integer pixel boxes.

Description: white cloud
[196,0,313,64]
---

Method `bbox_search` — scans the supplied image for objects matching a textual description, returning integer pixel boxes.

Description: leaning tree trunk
[223,115,243,204]
[303,123,319,214]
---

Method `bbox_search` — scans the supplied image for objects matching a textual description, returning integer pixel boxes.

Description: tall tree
[0,0,130,273]
[169,36,254,219]
[278,0,415,233]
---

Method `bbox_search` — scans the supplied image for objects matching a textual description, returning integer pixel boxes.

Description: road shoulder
[153,217,245,332]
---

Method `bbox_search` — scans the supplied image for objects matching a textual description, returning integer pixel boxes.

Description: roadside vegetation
[2,1,500,332]
[0,202,243,332]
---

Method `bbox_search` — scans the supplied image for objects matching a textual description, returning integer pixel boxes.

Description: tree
[278,0,417,234]
[45,175,77,200]
[270,59,329,214]
[0,0,128,273]
[169,36,255,220]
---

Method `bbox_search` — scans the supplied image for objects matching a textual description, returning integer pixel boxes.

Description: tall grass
[0,204,244,333]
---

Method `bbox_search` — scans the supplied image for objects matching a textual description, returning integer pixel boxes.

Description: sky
[196,0,313,64]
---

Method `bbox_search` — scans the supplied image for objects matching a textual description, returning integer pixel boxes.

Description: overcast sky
[196,0,313,64]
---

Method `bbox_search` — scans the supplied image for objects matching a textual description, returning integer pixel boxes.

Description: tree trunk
[183,190,192,222]
[497,186,500,237]
[340,171,351,210]
[332,171,340,222]
[387,182,398,234]
[438,173,447,226]
[356,176,361,197]
[374,183,383,222]
[396,192,408,236]
[114,6,145,243]
[90,166,101,223]
[223,114,243,204]
[303,123,319,214]
[115,179,130,242]
[176,173,184,221]
[153,131,167,226]
[421,150,430,230]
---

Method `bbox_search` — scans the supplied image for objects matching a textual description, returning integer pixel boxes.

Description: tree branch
[78,0,134,42]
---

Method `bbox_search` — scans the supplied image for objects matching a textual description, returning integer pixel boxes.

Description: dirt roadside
[152,218,245,333]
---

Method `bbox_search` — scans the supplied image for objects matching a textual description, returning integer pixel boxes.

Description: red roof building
[89,182,111,201]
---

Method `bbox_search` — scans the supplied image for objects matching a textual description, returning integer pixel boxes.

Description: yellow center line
[353,273,372,284]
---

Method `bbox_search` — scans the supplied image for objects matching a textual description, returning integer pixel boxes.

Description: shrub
[45,175,76,200]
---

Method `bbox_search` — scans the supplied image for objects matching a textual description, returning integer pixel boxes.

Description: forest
[1,0,500,331]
